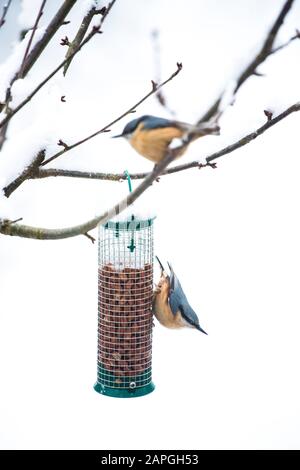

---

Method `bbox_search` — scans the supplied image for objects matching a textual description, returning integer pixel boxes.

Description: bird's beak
[155,256,165,274]
[111,133,123,138]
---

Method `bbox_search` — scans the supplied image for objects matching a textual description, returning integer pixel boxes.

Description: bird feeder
[94,216,155,398]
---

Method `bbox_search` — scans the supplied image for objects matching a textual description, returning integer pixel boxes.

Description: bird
[152,256,207,334]
[113,115,220,164]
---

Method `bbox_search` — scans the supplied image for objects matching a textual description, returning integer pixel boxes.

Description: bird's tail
[187,121,220,143]
[195,323,208,335]
[180,303,208,335]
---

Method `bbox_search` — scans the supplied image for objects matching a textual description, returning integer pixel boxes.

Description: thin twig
[1,217,23,227]
[18,0,47,78]
[20,0,77,78]
[2,62,182,198]
[271,28,300,54]
[0,0,117,131]
[33,103,300,182]
[63,6,100,76]
[0,0,76,150]
[198,0,296,123]
[84,232,96,243]
[0,0,12,28]
[41,62,183,167]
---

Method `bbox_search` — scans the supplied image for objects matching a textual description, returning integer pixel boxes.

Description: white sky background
[0,0,300,450]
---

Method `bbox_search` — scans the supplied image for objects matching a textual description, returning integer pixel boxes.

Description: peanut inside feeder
[94,218,155,398]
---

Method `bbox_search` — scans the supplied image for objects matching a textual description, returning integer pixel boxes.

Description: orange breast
[130,123,186,163]
[152,276,187,329]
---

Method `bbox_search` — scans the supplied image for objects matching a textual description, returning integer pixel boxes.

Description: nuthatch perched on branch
[153,257,207,334]
[113,115,220,164]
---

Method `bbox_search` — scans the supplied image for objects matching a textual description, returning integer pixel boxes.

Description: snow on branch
[18,0,48,78]
[0,147,181,240]
[198,0,298,123]
[1,101,300,240]
[63,4,106,76]
[0,0,116,131]
[34,102,300,182]
[41,62,183,167]
[2,62,182,197]
[0,0,299,241]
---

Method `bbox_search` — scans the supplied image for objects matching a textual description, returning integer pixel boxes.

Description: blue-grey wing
[167,262,207,334]
[169,289,182,315]
[180,302,200,325]
[168,263,187,298]
[180,303,207,334]
[142,115,197,132]
[142,116,177,130]
[167,262,188,314]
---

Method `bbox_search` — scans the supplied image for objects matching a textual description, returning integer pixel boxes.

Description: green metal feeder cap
[104,216,155,232]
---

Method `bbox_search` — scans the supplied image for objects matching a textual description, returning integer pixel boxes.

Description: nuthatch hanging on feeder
[153,256,207,334]
[113,115,220,164]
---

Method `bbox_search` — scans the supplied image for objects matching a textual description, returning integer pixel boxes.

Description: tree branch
[18,0,48,78]
[3,150,45,197]
[0,0,75,149]
[63,5,101,76]
[0,148,179,240]
[41,62,183,167]
[0,0,12,28]
[20,0,77,78]
[270,28,300,55]
[35,168,128,181]
[2,62,182,199]
[34,102,300,182]
[198,0,296,123]
[1,102,299,240]
[0,0,117,131]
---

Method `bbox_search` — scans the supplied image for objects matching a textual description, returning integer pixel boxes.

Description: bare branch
[84,232,96,244]
[271,28,300,54]
[35,168,127,181]
[0,0,76,149]
[18,0,48,78]
[235,0,295,92]
[0,0,117,131]
[2,62,182,199]
[0,217,23,227]
[1,102,299,240]
[34,103,300,182]
[0,148,180,240]
[41,62,183,167]
[198,0,296,123]
[0,0,12,29]
[20,0,77,78]
[0,119,9,151]
[63,6,100,76]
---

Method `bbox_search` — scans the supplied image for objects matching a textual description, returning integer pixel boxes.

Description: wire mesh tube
[94,218,155,398]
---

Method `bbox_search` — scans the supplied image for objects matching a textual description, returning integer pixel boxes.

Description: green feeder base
[94,381,155,398]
